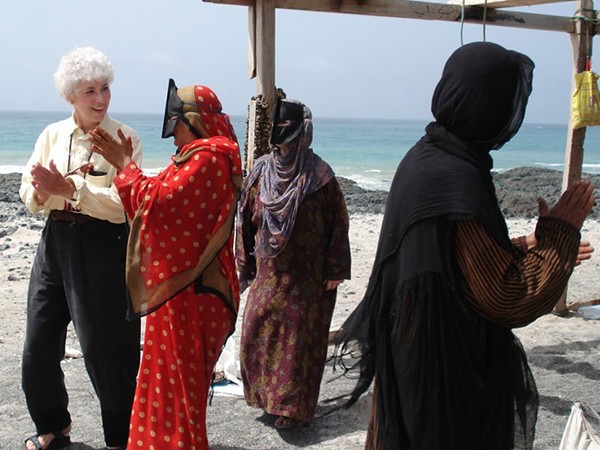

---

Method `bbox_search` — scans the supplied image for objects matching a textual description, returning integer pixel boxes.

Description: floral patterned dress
[236,177,351,423]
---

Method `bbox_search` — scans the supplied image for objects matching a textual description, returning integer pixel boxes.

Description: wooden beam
[447,0,572,9]
[204,0,575,32]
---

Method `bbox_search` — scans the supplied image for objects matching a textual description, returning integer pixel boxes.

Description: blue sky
[0,0,582,124]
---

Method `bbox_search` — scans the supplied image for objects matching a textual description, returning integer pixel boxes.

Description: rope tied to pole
[459,0,489,45]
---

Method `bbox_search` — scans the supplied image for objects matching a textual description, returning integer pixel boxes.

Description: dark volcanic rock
[337,177,388,215]
[1,169,598,221]
[338,167,600,221]
[0,172,22,203]
[493,167,600,221]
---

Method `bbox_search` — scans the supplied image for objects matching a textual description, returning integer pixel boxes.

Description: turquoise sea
[2,110,600,191]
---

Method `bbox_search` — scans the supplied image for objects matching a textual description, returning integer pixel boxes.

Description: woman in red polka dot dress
[90,79,242,450]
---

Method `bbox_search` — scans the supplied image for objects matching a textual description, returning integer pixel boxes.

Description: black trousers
[22,215,140,447]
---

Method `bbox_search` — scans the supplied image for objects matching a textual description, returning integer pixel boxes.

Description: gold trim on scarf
[126,200,237,317]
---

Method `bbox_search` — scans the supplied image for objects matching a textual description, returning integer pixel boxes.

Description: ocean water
[2,110,600,191]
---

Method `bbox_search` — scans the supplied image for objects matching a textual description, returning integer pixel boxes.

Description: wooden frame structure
[205,0,598,308]
[205,0,597,184]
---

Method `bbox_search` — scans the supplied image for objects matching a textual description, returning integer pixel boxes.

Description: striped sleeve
[455,217,580,328]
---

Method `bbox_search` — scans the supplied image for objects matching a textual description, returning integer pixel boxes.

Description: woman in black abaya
[335,42,595,450]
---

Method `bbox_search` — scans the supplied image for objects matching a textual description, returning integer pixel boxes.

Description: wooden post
[256,0,276,108]
[245,0,276,172]
[563,0,595,188]
[555,0,595,315]
[248,5,257,79]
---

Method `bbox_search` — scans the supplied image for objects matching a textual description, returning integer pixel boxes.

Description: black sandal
[24,431,71,450]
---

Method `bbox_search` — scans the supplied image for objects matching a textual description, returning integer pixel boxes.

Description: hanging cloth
[572,57,600,129]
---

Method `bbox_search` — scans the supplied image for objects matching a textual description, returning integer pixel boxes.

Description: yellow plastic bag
[572,70,600,129]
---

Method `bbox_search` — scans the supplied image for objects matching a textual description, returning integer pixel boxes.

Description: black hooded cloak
[335,42,537,450]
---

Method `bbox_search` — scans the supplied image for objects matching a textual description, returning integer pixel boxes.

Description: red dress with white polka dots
[114,137,241,450]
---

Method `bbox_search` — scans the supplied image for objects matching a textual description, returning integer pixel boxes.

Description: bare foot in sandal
[24,424,71,450]
[274,416,299,429]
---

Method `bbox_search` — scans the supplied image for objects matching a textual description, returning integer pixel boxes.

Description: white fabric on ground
[213,337,244,397]
[559,402,600,450]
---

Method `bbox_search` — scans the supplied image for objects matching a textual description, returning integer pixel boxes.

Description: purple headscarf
[242,100,334,258]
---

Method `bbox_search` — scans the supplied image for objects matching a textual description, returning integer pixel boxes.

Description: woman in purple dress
[236,98,351,429]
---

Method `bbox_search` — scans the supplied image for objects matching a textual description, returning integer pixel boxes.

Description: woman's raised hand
[90,127,133,172]
[537,179,595,231]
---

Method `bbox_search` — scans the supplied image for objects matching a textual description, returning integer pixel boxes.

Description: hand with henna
[324,280,344,291]
[573,240,594,265]
[90,127,133,172]
[525,232,594,266]
[538,179,595,231]
[530,179,596,266]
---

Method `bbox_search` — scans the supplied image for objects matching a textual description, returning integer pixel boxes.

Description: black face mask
[270,98,304,146]
[161,79,182,139]
[161,78,202,139]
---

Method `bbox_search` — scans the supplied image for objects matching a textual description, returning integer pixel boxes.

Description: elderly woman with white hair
[19,46,142,450]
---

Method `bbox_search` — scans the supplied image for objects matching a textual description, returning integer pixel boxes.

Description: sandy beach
[1,169,600,450]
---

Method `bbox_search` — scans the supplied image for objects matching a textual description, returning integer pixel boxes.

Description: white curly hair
[53,46,114,101]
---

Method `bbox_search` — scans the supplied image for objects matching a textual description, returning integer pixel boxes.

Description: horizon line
[0,109,572,128]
